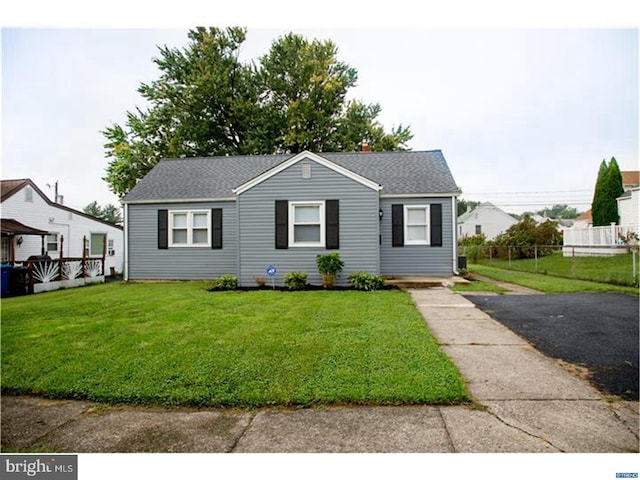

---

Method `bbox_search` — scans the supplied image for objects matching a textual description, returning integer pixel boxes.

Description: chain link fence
[459,244,639,287]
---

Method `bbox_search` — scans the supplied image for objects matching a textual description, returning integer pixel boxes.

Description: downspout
[123,203,129,281]
[235,195,241,286]
[452,196,458,274]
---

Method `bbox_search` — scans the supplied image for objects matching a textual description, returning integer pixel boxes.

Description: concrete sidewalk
[1,288,638,453]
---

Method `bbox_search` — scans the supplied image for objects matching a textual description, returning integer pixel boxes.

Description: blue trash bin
[1,264,13,295]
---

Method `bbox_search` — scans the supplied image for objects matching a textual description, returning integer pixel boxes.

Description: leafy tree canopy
[457,199,481,216]
[103,27,413,197]
[535,204,581,220]
[84,201,123,225]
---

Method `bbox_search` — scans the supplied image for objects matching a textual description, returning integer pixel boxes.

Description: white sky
[1,3,639,215]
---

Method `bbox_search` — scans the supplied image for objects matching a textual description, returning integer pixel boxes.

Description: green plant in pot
[316,252,344,288]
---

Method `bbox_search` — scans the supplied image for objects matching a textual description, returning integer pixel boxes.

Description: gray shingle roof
[122,150,460,202]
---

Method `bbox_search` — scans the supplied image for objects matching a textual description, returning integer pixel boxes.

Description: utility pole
[46,181,62,204]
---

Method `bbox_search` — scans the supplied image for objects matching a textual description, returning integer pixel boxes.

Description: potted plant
[316,252,344,288]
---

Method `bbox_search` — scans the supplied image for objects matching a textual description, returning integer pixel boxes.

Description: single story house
[122,150,461,286]
[457,202,517,241]
[1,179,124,274]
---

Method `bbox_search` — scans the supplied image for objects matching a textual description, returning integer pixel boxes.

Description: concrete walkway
[1,288,638,453]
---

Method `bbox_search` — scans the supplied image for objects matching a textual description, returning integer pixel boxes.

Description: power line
[462,189,592,195]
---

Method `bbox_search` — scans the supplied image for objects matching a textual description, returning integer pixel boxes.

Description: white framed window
[108,239,115,256]
[170,210,211,247]
[404,205,430,245]
[46,233,59,253]
[289,201,325,247]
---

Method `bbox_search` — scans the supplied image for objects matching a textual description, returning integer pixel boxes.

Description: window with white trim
[170,210,211,247]
[404,205,430,245]
[46,233,59,253]
[289,201,325,247]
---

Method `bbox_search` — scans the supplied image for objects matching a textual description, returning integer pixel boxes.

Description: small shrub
[316,252,344,288]
[210,274,238,291]
[253,276,267,287]
[459,233,487,247]
[284,271,308,290]
[348,272,386,291]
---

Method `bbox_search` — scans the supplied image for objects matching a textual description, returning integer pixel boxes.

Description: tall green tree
[83,201,103,218]
[83,202,122,225]
[103,28,412,197]
[591,157,623,226]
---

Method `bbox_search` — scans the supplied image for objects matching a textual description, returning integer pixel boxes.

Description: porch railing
[10,234,106,293]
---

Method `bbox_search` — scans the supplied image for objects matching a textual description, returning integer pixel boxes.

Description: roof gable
[458,202,516,224]
[232,151,382,195]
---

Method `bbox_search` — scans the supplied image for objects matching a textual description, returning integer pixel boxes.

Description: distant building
[457,202,517,241]
[621,171,640,191]
[617,186,639,233]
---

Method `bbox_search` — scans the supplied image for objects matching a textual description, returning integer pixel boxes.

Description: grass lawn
[476,251,638,287]
[451,280,509,294]
[470,264,639,295]
[1,282,469,408]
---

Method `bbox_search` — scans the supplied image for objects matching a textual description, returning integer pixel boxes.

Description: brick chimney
[359,142,371,152]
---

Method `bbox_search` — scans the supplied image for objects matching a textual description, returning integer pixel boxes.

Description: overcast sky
[1,13,638,215]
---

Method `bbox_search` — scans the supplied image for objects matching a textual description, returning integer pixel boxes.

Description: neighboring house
[1,179,124,274]
[122,150,461,285]
[621,171,640,191]
[457,202,516,241]
[617,186,639,233]
[572,209,592,229]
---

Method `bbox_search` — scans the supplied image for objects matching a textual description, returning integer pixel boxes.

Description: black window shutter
[211,208,223,249]
[275,200,288,249]
[430,203,443,247]
[157,209,168,249]
[391,204,404,247]
[325,200,339,249]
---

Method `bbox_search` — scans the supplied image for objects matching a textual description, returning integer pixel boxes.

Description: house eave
[123,197,237,205]
[380,192,461,199]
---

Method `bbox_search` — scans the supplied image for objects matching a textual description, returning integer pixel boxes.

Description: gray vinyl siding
[127,201,237,280]
[380,197,454,276]
[237,160,379,286]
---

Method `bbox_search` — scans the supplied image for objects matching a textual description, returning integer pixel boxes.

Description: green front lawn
[1,282,469,408]
[470,264,639,295]
[475,251,638,287]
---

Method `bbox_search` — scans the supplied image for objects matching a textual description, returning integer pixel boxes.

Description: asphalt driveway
[463,293,639,400]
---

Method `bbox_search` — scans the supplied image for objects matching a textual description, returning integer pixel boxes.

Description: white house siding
[458,203,517,241]
[617,187,639,233]
[126,201,237,280]
[1,185,123,273]
[237,159,380,287]
[379,197,455,276]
